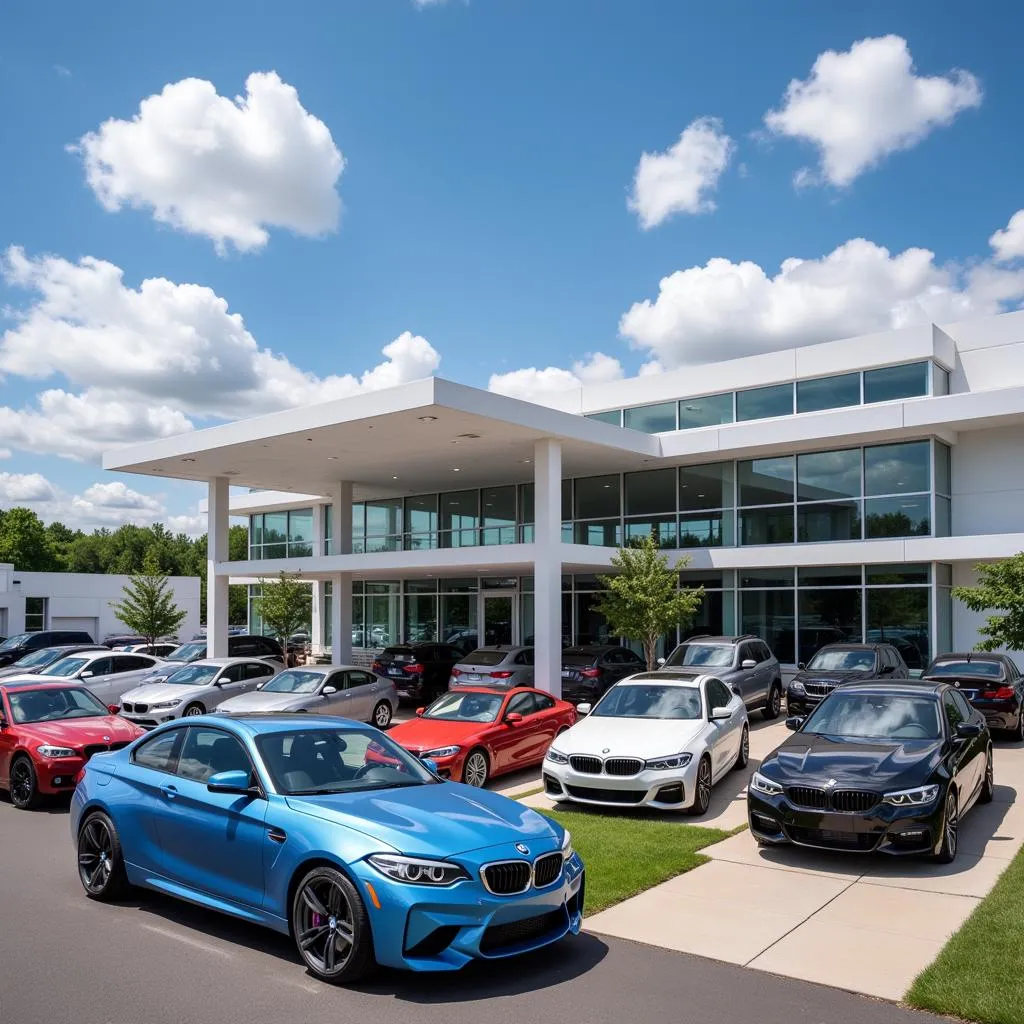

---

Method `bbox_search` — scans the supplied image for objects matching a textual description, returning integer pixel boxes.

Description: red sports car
[0,682,145,809]
[388,686,576,787]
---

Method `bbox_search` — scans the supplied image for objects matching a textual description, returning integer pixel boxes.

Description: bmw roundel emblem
[601,748,610,754]
[102,736,111,743]
[954,681,960,688]
[515,842,530,855]
[824,778,837,790]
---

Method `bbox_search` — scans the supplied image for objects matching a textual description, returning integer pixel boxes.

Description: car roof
[205,713,381,737]
[830,679,944,697]
[679,635,742,645]
[183,657,273,667]
[463,645,531,653]
[815,643,885,652]
[564,644,620,653]
[619,671,706,688]
[439,685,529,696]
[0,680,95,693]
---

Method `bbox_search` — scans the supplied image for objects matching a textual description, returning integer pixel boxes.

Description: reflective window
[797,590,862,664]
[740,507,794,545]
[797,500,861,542]
[863,362,929,404]
[679,463,733,511]
[574,475,620,519]
[796,373,860,414]
[738,457,794,506]
[865,496,930,538]
[935,495,951,537]
[404,593,437,642]
[797,449,861,501]
[865,587,929,670]
[365,499,402,551]
[864,441,930,495]
[624,402,677,433]
[625,469,676,515]
[736,383,793,421]
[741,568,794,588]
[287,508,313,557]
[935,441,951,495]
[678,392,734,429]
[405,495,438,549]
[866,564,930,585]
[481,486,516,545]
[740,589,795,663]
[679,511,733,547]
[625,517,677,549]
[439,491,479,548]
[573,520,621,546]
[797,566,862,587]
[586,409,622,426]
[263,511,287,558]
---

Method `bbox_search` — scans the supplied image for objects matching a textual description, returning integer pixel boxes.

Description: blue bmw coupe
[70,714,584,983]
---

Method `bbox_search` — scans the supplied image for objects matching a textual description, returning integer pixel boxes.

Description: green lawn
[907,845,1024,1024]
[544,807,732,914]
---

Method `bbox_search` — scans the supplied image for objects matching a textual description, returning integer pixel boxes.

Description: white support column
[310,504,325,655]
[330,483,354,664]
[207,477,230,658]
[533,439,563,697]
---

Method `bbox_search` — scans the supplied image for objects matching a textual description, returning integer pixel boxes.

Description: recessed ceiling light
[182,458,195,463]
[392,475,399,480]
[452,467,461,472]
[519,458,532,464]
[327,456,338,461]
[419,415,437,423]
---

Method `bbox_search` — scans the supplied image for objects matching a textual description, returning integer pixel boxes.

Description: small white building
[0,564,201,643]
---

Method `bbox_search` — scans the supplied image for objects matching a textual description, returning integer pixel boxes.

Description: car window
[176,727,252,782]
[506,692,537,716]
[245,662,275,680]
[706,678,732,710]
[219,664,249,683]
[738,643,754,665]
[115,655,155,672]
[87,657,114,676]
[521,649,535,666]
[344,671,373,689]
[132,729,183,774]
[230,639,257,655]
[951,690,974,722]
[942,692,967,732]
[534,693,556,712]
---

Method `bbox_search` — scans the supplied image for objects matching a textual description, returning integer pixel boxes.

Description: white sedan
[542,671,749,815]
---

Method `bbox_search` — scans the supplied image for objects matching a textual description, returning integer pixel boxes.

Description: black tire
[77,811,130,901]
[932,789,959,864]
[733,726,750,771]
[9,755,40,810]
[762,683,782,720]
[291,866,375,985]
[462,748,490,788]
[182,703,205,717]
[688,756,712,816]
[980,747,995,804]
[371,701,393,729]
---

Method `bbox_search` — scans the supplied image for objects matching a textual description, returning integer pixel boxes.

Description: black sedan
[922,653,1024,741]
[749,681,992,863]
[560,644,645,704]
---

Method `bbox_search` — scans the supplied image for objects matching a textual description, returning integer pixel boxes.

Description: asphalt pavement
[0,797,951,1024]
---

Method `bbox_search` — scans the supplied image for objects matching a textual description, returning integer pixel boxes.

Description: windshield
[802,693,942,740]
[7,686,109,724]
[40,656,90,678]
[166,642,206,663]
[256,727,436,795]
[0,633,32,652]
[665,643,733,668]
[261,670,324,695]
[423,691,504,722]
[164,664,219,686]
[807,649,876,672]
[593,683,703,720]
[928,660,1004,680]
[15,648,67,668]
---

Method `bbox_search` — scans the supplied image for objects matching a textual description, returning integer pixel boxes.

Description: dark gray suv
[659,634,783,719]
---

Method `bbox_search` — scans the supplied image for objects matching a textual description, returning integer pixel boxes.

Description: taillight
[371,660,383,672]
[580,668,601,678]
[407,663,425,674]
[451,668,462,677]
[490,670,513,679]
[74,769,86,786]
[982,687,1016,700]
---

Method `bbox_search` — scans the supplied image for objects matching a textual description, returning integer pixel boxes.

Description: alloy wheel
[463,751,488,788]
[373,702,392,728]
[78,818,114,894]
[296,877,356,977]
[770,688,781,715]
[183,704,204,717]
[944,792,959,858]
[741,727,750,764]
[986,752,994,794]
[695,758,712,812]
[10,759,33,807]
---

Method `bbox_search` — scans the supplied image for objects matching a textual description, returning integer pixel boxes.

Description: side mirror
[206,770,256,796]
[80,671,94,679]
[422,758,439,775]
[656,657,666,667]
[415,707,425,717]
[107,704,120,715]
[505,712,523,726]
[956,722,983,739]
[785,716,805,732]
[322,686,338,696]
[576,703,592,716]
[741,659,757,669]
[797,662,806,671]
[731,685,742,697]
[711,706,731,721]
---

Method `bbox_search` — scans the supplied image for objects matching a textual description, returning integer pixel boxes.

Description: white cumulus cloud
[0,473,57,503]
[628,117,733,228]
[488,353,624,402]
[764,35,982,187]
[619,237,1024,366]
[73,71,344,253]
[990,210,1024,263]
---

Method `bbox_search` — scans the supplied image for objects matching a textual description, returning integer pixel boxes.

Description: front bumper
[785,688,827,716]
[350,846,585,971]
[543,758,696,810]
[121,708,181,729]
[748,789,945,855]
[33,755,86,793]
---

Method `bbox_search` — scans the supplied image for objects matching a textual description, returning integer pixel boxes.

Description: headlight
[546,747,569,764]
[36,745,77,758]
[750,771,784,796]
[151,700,181,710]
[423,746,461,759]
[883,784,940,807]
[789,681,806,695]
[367,854,468,886]
[561,829,574,862]
[645,752,692,770]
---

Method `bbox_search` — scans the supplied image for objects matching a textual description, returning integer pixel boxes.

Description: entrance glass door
[482,594,515,646]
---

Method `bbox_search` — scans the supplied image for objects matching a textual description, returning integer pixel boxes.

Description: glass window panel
[935,495,951,537]
[404,579,437,594]
[680,571,728,589]
[679,511,733,547]
[864,441,930,496]
[585,409,622,426]
[681,590,727,642]
[405,495,438,538]
[573,520,621,546]
[936,587,952,655]
[365,499,402,537]
[935,564,952,587]
[797,566,862,587]
[740,507,795,545]
[364,533,401,553]
[250,514,263,552]
[365,584,400,648]
[797,589,863,664]
[263,512,287,558]
[322,504,333,555]
[866,564,930,585]
[404,594,437,643]
[797,500,862,542]
[287,508,313,556]
[935,441,951,495]
[440,490,479,547]
[562,479,572,520]
[740,590,795,663]
[738,457,794,507]
[576,593,613,646]
[678,392,734,430]
[797,449,861,501]
[623,402,676,433]
[865,496,930,538]
[736,383,793,421]
[351,503,364,554]
[518,483,534,527]
[625,517,677,549]
[624,469,676,515]
[679,462,733,512]
[574,474,620,519]
[741,568,794,588]
[481,486,517,545]
[796,373,860,414]
[866,587,930,671]
[863,362,928,404]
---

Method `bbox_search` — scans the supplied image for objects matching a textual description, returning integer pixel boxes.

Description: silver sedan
[1,650,165,706]
[449,645,535,689]
[215,665,398,728]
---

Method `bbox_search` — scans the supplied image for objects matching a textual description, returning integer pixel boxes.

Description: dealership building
[104,310,1024,692]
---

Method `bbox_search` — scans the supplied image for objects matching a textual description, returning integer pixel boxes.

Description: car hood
[793,669,877,685]
[0,672,50,686]
[0,665,51,680]
[762,732,943,790]
[387,718,488,752]
[556,715,706,758]
[17,715,142,747]
[120,682,208,704]
[217,690,313,713]
[286,782,559,857]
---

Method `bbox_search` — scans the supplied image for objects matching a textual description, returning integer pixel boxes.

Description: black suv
[787,642,909,715]
[660,635,783,719]
[560,644,646,704]
[922,653,1024,740]
[0,630,96,668]
[373,642,463,703]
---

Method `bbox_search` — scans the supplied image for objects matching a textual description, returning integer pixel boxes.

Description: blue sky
[1,0,1023,530]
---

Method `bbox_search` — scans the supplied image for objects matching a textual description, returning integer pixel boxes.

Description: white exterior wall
[951,563,1024,670]
[0,565,201,642]
[951,426,1024,536]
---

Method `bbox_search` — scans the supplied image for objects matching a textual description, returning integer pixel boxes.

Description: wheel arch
[284,856,363,939]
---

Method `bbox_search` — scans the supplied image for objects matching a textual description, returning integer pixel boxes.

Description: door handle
[160,784,178,800]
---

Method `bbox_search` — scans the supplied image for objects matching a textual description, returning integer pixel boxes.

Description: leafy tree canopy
[953,554,1024,652]
[110,553,188,644]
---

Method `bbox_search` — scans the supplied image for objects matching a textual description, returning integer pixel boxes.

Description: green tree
[0,507,60,570]
[110,553,188,645]
[953,554,1024,652]
[253,571,311,643]
[594,535,705,670]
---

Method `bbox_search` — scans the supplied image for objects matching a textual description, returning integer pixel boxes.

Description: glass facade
[249,509,317,558]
